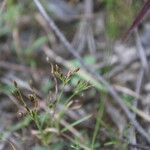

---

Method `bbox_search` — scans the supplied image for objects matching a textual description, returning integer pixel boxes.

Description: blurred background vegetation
[0,0,149,150]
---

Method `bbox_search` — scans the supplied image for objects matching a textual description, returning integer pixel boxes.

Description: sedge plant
[12,64,91,149]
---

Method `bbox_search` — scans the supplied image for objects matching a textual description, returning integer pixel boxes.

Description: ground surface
[0,0,150,150]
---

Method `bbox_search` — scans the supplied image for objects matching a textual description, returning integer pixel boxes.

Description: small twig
[134,69,144,118]
[33,0,150,143]
[108,49,150,78]
[85,0,96,55]
[113,84,142,99]
[4,139,17,150]
[129,68,144,150]
[135,29,149,77]
[129,143,150,150]
[72,17,86,53]
[0,61,38,74]
[72,0,96,54]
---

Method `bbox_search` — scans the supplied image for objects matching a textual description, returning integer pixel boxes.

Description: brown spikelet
[13,80,18,88]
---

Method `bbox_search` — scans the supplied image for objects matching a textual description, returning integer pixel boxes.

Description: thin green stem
[91,94,106,149]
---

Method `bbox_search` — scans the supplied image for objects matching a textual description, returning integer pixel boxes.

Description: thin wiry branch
[123,0,150,41]
[33,0,150,143]
[135,29,149,76]
[108,50,150,78]
[129,68,144,150]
